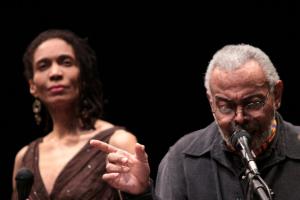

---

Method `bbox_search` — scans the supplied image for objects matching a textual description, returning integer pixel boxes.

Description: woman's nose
[49,64,63,80]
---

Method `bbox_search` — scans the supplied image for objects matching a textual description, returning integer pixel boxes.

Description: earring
[274,102,281,109]
[32,98,42,125]
[277,102,281,108]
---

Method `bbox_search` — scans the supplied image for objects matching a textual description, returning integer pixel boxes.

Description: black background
[1,2,300,199]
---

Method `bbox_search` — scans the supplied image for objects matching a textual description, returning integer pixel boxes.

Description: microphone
[230,128,259,175]
[15,167,34,200]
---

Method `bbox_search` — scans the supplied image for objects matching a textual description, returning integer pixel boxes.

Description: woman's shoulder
[12,145,29,185]
[94,119,137,153]
[109,129,137,154]
[15,145,29,163]
[13,136,43,166]
[94,119,114,130]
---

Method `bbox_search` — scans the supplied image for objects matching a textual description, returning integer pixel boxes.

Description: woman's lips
[48,85,65,93]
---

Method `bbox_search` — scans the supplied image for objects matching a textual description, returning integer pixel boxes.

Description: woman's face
[29,38,80,108]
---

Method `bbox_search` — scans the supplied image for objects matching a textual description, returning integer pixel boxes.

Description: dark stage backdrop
[1,3,300,199]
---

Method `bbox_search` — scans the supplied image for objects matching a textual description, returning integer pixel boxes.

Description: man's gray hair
[204,44,280,94]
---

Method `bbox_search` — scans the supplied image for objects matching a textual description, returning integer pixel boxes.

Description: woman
[12,29,137,200]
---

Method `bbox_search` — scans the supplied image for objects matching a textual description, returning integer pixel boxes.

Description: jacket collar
[183,113,300,160]
[182,122,226,157]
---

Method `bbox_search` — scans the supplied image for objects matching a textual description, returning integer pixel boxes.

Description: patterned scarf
[253,118,277,156]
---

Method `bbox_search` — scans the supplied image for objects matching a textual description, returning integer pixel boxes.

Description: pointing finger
[90,139,118,153]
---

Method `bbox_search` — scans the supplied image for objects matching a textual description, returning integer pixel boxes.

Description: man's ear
[273,80,283,109]
[28,79,37,96]
[206,91,214,112]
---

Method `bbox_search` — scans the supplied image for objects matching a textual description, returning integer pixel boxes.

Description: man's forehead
[210,62,267,91]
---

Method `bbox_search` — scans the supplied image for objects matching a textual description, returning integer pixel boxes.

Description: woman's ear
[28,79,37,96]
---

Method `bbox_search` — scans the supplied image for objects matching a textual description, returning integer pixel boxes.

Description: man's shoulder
[281,120,300,141]
[282,120,300,133]
[168,122,219,156]
[280,119,300,159]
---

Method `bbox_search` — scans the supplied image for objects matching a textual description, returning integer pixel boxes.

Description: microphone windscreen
[15,167,34,200]
[230,129,251,148]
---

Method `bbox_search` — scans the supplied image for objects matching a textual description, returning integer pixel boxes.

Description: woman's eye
[58,56,75,67]
[36,61,49,70]
[62,59,72,66]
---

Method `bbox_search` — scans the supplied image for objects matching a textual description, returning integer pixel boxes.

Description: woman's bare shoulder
[94,119,137,153]
[12,145,29,189]
[109,128,137,154]
[94,119,114,130]
[14,145,29,164]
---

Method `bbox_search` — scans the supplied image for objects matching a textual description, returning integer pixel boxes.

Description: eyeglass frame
[211,89,271,118]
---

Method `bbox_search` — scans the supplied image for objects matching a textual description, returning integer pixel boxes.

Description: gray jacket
[156,113,300,199]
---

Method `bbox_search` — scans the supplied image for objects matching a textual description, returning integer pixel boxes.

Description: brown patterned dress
[12,127,122,200]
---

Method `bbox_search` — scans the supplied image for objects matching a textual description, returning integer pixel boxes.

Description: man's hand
[90,139,151,195]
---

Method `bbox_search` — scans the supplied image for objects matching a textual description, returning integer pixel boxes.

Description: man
[91,44,300,199]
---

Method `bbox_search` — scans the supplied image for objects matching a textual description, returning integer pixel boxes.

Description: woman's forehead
[33,38,75,62]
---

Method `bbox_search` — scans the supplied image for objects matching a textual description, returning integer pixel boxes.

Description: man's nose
[233,106,246,124]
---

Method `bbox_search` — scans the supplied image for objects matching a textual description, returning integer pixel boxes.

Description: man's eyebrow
[215,95,231,102]
[242,94,265,101]
[215,93,264,102]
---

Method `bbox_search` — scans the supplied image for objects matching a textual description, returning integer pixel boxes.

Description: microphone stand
[244,168,273,200]
[230,126,274,200]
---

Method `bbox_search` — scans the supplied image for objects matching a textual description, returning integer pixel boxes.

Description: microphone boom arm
[244,169,274,200]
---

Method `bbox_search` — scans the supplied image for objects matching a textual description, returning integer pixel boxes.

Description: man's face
[207,60,282,149]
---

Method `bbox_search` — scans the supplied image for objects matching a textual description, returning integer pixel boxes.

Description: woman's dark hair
[23,29,103,130]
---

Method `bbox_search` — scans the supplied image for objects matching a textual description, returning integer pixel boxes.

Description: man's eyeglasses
[212,90,271,118]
